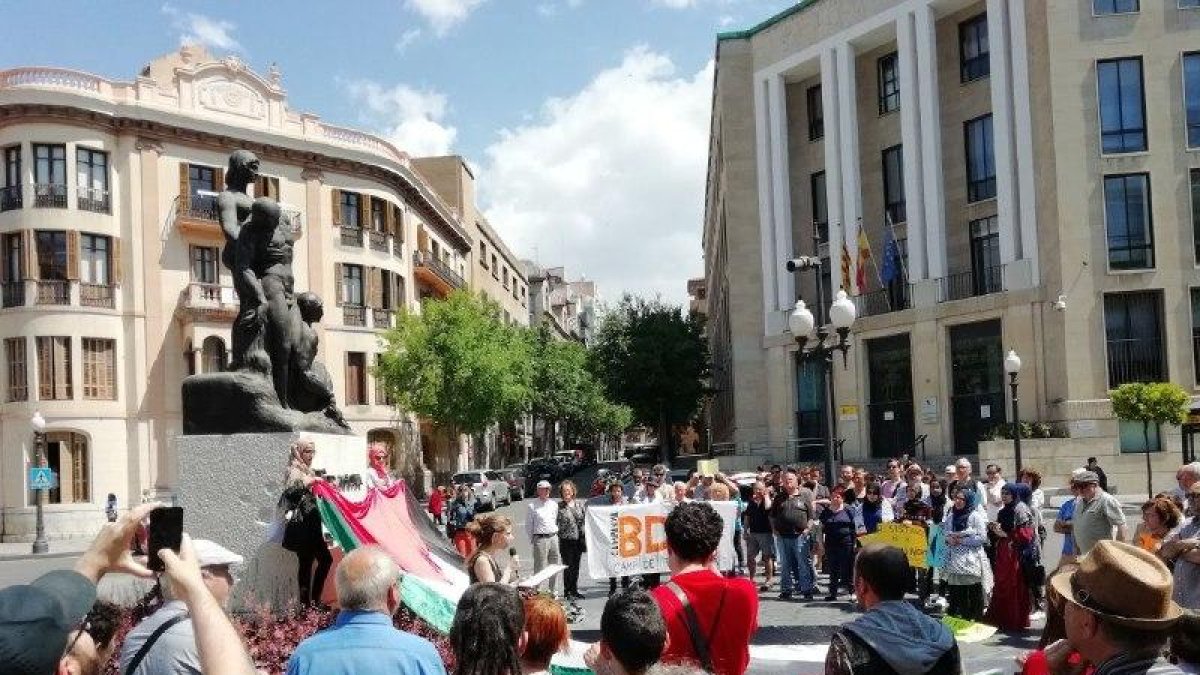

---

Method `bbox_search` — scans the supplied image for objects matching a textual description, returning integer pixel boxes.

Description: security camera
[1053,295,1067,312]
[785,257,819,272]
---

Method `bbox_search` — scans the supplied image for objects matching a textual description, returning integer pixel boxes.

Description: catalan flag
[856,228,874,294]
[840,240,852,293]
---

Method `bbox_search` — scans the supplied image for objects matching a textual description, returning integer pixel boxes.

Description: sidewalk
[0,539,90,561]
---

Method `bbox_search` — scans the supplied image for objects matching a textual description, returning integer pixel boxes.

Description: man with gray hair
[1173,462,1200,503]
[286,546,445,675]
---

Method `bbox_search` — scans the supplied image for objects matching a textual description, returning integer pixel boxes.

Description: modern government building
[0,46,536,541]
[704,0,1200,485]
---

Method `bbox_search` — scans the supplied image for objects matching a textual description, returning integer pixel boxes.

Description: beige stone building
[0,47,528,541]
[705,0,1200,491]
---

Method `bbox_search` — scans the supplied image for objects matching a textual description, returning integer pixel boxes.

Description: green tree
[376,291,531,442]
[591,295,710,461]
[1110,381,1189,498]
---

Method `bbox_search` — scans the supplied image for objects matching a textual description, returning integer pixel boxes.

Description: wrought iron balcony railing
[340,226,364,248]
[1,281,24,307]
[938,266,1003,303]
[368,230,389,252]
[0,185,21,211]
[343,304,367,327]
[80,283,114,308]
[35,280,69,305]
[77,187,110,213]
[412,250,466,290]
[33,183,67,208]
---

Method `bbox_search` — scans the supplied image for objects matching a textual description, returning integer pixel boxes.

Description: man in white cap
[120,538,243,675]
[526,480,561,596]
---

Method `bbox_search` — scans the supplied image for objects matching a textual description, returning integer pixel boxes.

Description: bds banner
[585,501,738,579]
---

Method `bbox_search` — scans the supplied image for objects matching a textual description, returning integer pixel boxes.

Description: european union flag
[881,224,900,284]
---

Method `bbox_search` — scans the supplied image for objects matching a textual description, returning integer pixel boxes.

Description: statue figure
[291,292,349,428]
[217,149,260,369]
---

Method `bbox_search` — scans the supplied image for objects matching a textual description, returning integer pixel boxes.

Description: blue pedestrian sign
[28,467,56,491]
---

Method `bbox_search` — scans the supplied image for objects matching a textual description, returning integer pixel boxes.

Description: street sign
[28,467,56,491]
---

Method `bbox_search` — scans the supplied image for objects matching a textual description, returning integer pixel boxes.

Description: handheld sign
[860,521,929,568]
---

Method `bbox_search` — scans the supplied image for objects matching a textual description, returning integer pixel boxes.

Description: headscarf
[286,436,315,482]
[950,492,972,533]
[367,441,391,482]
[997,482,1032,532]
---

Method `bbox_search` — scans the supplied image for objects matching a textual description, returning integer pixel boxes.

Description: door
[949,320,1005,455]
[794,356,828,463]
[867,334,915,458]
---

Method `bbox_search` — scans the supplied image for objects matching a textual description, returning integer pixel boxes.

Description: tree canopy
[1110,381,1189,498]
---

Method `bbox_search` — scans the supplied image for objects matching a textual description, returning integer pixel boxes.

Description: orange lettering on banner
[618,516,643,558]
[645,515,667,554]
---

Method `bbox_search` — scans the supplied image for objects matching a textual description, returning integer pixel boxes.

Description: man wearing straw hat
[1048,539,1185,674]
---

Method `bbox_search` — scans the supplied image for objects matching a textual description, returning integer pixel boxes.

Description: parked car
[452,470,511,510]
[498,468,525,501]
[525,459,562,495]
[553,451,577,476]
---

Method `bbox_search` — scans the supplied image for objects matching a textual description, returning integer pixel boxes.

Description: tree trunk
[1144,421,1153,499]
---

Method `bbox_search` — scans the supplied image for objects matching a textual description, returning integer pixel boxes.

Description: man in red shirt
[651,501,759,675]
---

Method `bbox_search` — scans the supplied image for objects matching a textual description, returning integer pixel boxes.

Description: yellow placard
[696,459,719,477]
[860,522,928,568]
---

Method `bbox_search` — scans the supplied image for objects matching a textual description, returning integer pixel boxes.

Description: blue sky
[0,0,796,302]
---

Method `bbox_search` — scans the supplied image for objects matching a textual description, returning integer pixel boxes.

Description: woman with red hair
[521,594,570,675]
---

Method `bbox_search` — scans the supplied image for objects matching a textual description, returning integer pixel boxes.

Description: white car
[452,470,511,510]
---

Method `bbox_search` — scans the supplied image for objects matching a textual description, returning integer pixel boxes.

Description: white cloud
[395,28,423,53]
[651,0,698,7]
[405,0,486,35]
[343,80,457,157]
[163,6,242,51]
[480,47,711,304]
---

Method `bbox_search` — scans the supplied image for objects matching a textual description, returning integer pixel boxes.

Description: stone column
[768,74,795,310]
[821,47,845,282]
[987,0,1020,265]
[915,3,947,280]
[301,167,326,345]
[836,41,862,283]
[134,137,167,490]
[897,10,927,282]
[1009,0,1039,283]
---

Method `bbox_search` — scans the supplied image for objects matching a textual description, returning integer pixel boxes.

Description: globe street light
[1004,349,1023,474]
[30,411,48,555]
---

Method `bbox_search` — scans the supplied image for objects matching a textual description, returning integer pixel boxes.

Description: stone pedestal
[174,432,366,610]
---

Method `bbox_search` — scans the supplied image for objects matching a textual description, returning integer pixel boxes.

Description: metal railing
[2,281,24,307]
[855,285,910,317]
[392,238,405,259]
[340,226,364,248]
[35,280,69,305]
[1106,338,1166,387]
[181,193,219,221]
[33,183,67,208]
[368,230,389,252]
[0,185,21,211]
[372,308,393,329]
[80,283,114,308]
[77,187,110,213]
[938,265,1002,303]
[412,250,466,289]
[343,304,366,327]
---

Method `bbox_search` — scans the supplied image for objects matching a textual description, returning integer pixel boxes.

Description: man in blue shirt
[287,546,446,675]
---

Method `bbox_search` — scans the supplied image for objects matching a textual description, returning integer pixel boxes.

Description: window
[201,336,226,374]
[969,215,1002,295]
[1119,419,1160,453]
[346,351,366,405]
[965,114,996,202]
[810,171,828,242]
[80,234,109,286]
[188,164,217,196]
[6,337,27,402]
[33,432,90,505]
[491,254,498,277]
[36,336,72,400]
[76,148,109,211]
[1183,0,1200,8]
[4,233,23,285]
[480,241,489,268]
[82,338,115,400]
[2,145,20,211]
[1192,288,1200,383]
[806,85,824,141]
[1184,53,1200,147]
[370,198,386,232]
[882,145,905,223]
[1104,173,1154,269]
[1093,0,1138,14]
[35,231,68,280]
[190,246,217,284]
[959,14,990,82]
[254,175,280,200]
[33,144,66,207]
[1097,58,1147,153]
[342,264,364,306]
[502,267,510,289]
[340,191,361,229]
[878,52,900,115]
[1104,291,1165,388]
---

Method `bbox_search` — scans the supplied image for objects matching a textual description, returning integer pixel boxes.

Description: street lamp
[1004,349,1023,474]
[30,411,48,555]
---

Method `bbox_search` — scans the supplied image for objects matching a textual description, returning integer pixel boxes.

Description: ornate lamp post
[31,410,48,555]
[1004,349,1023,474]
[788,278,857,482]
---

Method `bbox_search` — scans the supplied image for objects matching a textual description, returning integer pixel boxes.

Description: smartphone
[147,507,183,573]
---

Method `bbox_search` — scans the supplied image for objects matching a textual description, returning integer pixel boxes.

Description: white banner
[585,501,738,579]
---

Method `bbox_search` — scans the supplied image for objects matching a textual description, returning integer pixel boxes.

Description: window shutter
[66,230,79,280]
[22,230,35,280]
[331,189,341,227]
[368,267,382,309]
[344,353,352,404]
[357,194,369,228]
[397,274,406,310]
[393,205,404,242]
[213,167,225,192]
[178,163,190,212]
[385,201,396,237]
[334,263,343,306]
[111,237,122,286]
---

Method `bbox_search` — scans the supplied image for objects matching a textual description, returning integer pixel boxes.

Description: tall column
[987,0,1019,265]
[302,167,328,345]
[821,47,845,285]
[768,74,795,309]
[754,76,776,333]
[1009,0,1038,283]
[897,10,927,282]
[915,3,947,279]
[134,137,166,491]
[836,41,862,286]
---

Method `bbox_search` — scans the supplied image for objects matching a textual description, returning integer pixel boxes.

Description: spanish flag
[856,229,873,294]
[840,241,852,294]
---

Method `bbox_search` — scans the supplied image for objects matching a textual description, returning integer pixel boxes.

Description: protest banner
[584,501,738,578]
[860,521,929,568]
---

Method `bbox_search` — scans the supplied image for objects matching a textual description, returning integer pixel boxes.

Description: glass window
[75,148,108,194]
[1094,0,1139,14]
[340,191,361,229]
[965,114,996,202]
[1184,53,1200,148]
[4,233,22,284]
[1097,58,1147,153]
[188,165,216,196]
[1104,291,1165,388]
[810,171,827,242]
[806,85,824,141]
[480,241,489,267]
[1192,288,1200,383]
[4,146,20,188]
[80,234,109,286]
[878,53,900,115]
[1183,0,1200,7]
[81,338,116,400]
[36,336,72,400]
[1104,173,1154,269]
[969,215,1002,295]
[371,197,386,231]
[1192,169,1200,265]
[33,144,65,185]
[35,231,67,280]
[190,246,217,284]
[342,264,364,306]
[882,144,905,223]
[201,336,226,374]
[959,14,990,82]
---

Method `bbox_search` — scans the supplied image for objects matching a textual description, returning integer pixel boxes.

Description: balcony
[412,250,465,298]
[937,266,1002,303]
[2,281,24,307]
[368,230,390,253]
[80,283,114,308]
[1107,338,1166,388]
[174,192,304,240]
[343,304,366,327]
[178,283,238,323]
[854,285,910,318]
[35,280,69,305]
[0,185,21,211]
[340,226,364,248]
[77,187,110,214]
[372,308,393,329]
[392,238,405,259]
[33,183,67,209]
